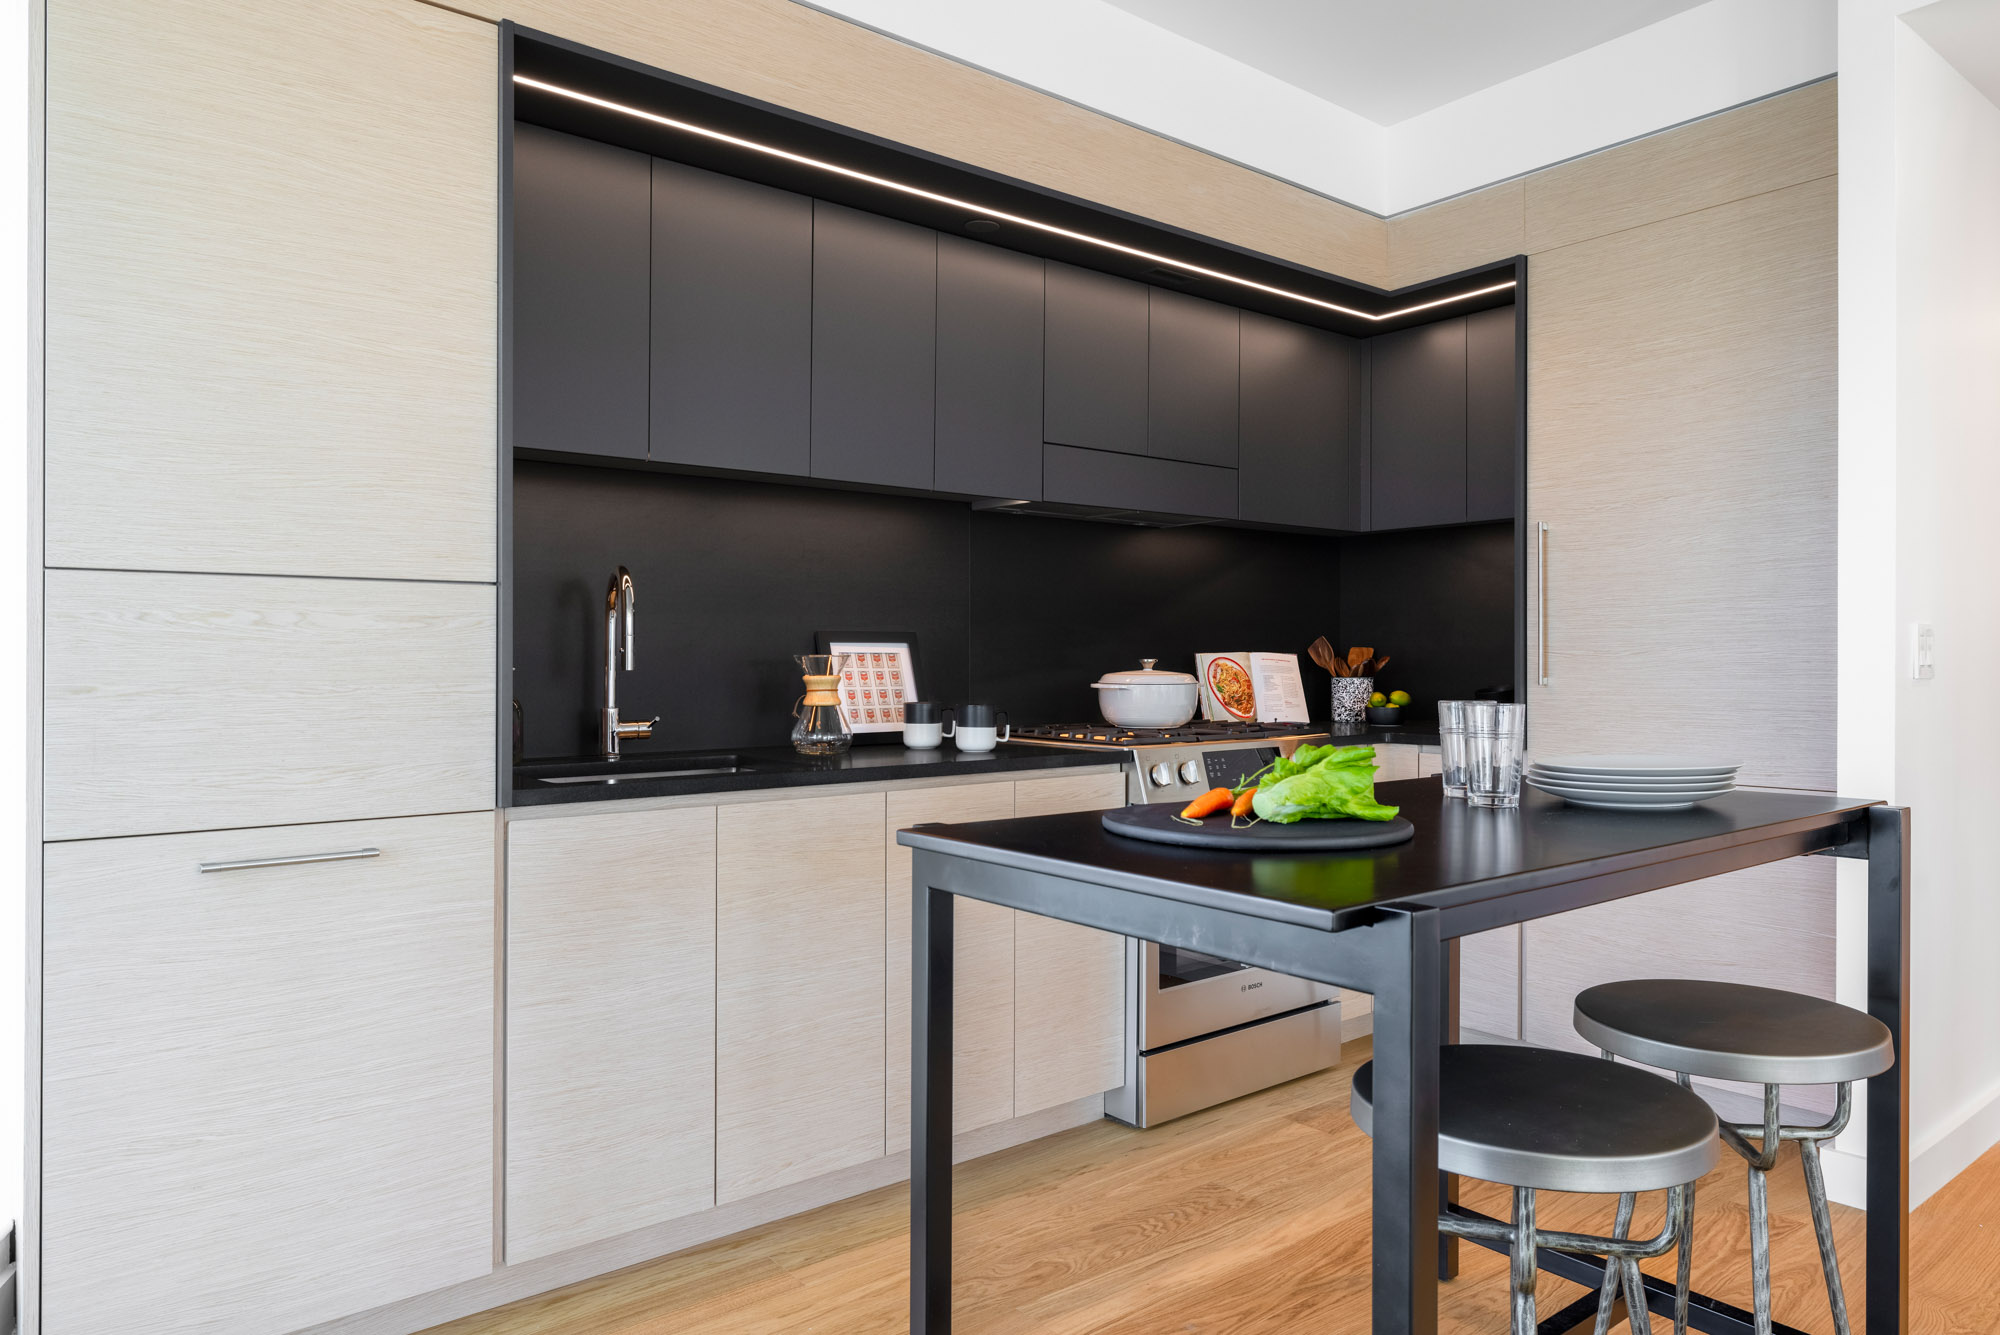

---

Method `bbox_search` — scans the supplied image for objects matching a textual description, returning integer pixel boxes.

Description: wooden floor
[433,1040,1999,1334]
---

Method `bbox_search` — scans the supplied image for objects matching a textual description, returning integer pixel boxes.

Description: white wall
[808,0,1833,216]
[3,0,29,1254]
[1837,0,2000,1209]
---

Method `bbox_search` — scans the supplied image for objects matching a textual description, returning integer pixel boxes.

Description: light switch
[1912,623,1935,680]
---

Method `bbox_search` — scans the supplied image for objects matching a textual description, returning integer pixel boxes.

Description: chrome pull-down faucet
[600,566,658,756]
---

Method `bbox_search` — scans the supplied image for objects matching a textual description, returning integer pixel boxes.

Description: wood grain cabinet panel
[1012,772,1127,1114]
[511,123,651,461]
[40,812,494,1335]
[42,570,495,841]
[506,807,717,1263]
[43,0,496,581]
[886,782,1018,1155]
[717,792,887,1203]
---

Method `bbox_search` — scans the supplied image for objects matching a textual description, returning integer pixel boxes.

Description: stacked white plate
[1526,755,1740,811]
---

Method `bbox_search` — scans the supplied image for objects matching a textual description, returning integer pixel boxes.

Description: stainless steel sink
[538,765,743,785]
[519,753,771,787]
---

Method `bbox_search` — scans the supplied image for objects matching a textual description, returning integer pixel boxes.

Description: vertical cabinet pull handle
[198,848,381,874]
[1537,521,1550,686]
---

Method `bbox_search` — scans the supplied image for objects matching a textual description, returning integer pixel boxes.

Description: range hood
[971,498,1213,529]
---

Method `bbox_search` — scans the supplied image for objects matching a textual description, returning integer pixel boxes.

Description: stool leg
[1799,1131,1852,1335]
[1594,1192,1636,1335]
[1748,1162,1773,1335]
[1621,1253,1654,1335]
[1512,1186,1538,1335]
[1674,1180,1696,1335]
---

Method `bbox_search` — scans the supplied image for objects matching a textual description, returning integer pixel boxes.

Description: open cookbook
[1195,652,1310,723]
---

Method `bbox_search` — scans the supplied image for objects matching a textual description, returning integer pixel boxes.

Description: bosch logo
[1240,981,1263,992]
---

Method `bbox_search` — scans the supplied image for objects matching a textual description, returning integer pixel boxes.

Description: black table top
[898,780,1880,933]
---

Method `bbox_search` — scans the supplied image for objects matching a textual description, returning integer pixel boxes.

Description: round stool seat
[1350,1044,1718,1193]
[1574,980,1894,1086]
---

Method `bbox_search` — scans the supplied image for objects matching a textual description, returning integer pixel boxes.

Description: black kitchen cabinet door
[1237,312,1362,530]
[1042,444,1236,520]
[935,236,1043,500]
[511,124,651,460]
[1044,262,1148,455]
[1148,288,1239,467]
[811,202,938,489]
[651,158,812,476]
[1370,317,1468,530]
[1465,304,1518,522]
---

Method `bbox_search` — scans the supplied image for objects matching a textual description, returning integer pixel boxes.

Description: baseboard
[298,1092,1108,1335]
[1910,1076,2000,1210]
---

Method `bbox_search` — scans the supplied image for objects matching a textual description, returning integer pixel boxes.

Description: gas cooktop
[1012,720,1325,749]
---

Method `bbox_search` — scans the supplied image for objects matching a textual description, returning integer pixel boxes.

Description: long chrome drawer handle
[198,848,381,873]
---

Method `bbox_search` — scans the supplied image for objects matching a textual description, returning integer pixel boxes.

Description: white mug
[953,722,1009,753]
[903,721,944,750]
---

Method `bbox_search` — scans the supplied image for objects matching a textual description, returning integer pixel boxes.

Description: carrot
[1179,787,1234,819]
[1230,787,1258,818]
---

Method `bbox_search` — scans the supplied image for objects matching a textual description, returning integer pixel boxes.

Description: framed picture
[815,632,922,737]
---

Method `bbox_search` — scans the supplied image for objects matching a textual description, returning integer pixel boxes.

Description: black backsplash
[512,460,1514,756]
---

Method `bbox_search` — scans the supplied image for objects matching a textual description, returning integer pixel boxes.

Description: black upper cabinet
[1238,312,1361,531]
[1043,445,1236,520]
[811,203,938,490]
[512,124,651,460]
[935,237,1043,500]
[1465,305,1517,523]
[1371,318,1469,530]
[651,159,812,476]
[1043,262,1148,456]
[1147,289,1239,467]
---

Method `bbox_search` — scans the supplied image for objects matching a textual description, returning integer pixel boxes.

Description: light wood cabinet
[885,781,1018,1155]
[41,570,495,841]
[505,807,717,1263]
[42,0,496,582]
[40,812,495,1335]
[716,791,887,1203]
[1011,772,1128,1114]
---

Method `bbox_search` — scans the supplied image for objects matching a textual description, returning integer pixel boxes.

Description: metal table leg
[1865,807,1909,1335]
[1440,936,1462,1282]
[1371,907,1444,1335]
[912,883,954,1334]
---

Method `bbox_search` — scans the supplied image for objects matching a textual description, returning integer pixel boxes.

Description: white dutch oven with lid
[1091,659,1201,728]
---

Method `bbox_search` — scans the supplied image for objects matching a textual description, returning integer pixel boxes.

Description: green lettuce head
[1250,745,1400,824]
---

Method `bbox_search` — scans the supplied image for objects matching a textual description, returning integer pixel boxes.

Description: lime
[1368,692,1387,707]
[1388,690,1411,707]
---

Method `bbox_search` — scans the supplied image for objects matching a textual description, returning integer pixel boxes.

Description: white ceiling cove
[1099,0,1712,126]
[806,0,1835,214]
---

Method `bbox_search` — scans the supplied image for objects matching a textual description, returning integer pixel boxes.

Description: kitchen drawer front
[1042,444,1237,520]
[43,0,496,581]
[41,811,496,1335]
[886,780,1018,1155]
[43,570,496,840]
[507,806,717,1263]
[1012,772,1127,1114]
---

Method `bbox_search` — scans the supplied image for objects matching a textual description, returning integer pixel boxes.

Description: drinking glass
[1465,702,1527,809]
[1436,700,1473,800]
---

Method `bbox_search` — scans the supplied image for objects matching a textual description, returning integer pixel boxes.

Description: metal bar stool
[1351,1044,1718,1335]
[1574,980,1895,1335]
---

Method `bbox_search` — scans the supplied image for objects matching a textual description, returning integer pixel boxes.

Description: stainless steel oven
[1012,722,1344,1127]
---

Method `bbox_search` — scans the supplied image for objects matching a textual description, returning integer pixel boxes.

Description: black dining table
[897,780,1909,1335]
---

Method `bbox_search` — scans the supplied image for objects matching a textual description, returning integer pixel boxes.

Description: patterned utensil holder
[1330,676,1373,727]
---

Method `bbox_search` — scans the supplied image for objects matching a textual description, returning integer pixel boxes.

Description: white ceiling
[1099,0,1713,126]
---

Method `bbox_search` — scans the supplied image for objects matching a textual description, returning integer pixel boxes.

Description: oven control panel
[1129,745,1285,803]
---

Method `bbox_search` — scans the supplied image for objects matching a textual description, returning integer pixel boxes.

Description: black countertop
[898,780,1880,932]
[511,741,1121,807]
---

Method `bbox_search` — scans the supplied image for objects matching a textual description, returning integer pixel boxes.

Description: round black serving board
[1102,803,1415,851]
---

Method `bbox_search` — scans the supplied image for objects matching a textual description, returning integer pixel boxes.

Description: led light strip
[514,75,1515,322]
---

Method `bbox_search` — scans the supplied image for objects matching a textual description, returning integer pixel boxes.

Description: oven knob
[1179,760,1203,785]
[1148,762,1174,788]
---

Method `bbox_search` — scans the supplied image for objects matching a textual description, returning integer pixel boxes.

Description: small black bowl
[1366,705,1403,725]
